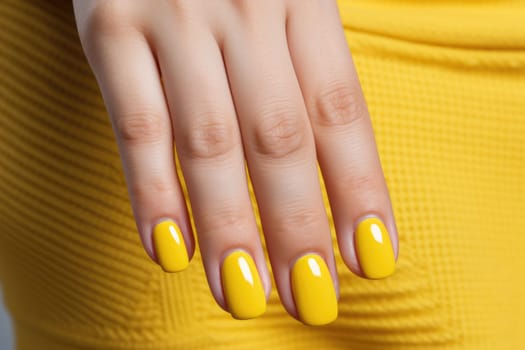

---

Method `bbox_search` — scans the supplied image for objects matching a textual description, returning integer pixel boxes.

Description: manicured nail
[152,219,189,272]
[221,250,266,319]
[355,216,396,279]
[291,254,338,326]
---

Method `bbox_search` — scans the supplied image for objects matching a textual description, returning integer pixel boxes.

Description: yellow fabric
[1,0,524,349]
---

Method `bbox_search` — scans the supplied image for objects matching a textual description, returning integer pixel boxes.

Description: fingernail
[291,254,338,326]
[355,216,396,279]
[221,250,266,319]
[152,219,189,272]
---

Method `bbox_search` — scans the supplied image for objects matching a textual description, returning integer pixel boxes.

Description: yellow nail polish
[221,251,266,319]
[291,254,338,326]
[355,217,396,279]
[153,220,189,272]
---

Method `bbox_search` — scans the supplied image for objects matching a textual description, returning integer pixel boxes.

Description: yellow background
[0,0,524,348]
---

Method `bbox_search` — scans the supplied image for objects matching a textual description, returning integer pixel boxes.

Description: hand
[73,0,399,326]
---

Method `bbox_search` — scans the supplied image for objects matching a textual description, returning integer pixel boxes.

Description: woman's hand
[73,0,398,326]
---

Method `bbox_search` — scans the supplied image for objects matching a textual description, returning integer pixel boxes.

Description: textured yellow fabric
[1,0,524,349]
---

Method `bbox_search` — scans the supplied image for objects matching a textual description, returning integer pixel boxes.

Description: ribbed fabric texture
[1,0,524,349]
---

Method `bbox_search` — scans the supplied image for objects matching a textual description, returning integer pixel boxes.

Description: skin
[73,0,399,322]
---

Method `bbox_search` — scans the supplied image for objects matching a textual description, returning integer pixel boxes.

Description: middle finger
[221,3,338,326]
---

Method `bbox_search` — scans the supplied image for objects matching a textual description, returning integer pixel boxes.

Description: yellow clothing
[1,0,524,349]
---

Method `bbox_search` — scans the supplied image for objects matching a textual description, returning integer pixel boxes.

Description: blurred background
[0,283,14,350]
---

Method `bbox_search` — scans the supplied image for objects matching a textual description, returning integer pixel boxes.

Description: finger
[84,26,194,271]
[152,18,270,319]
[286,1,398,279]
[221,3,338,325]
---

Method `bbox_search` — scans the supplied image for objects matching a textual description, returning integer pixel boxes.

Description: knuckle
[115,112,166,145]
[179,117,236,160]
[272,206,323,244]
[314,82,367,128]
[198,207,251,237]
[252,102,307,159]
[131,177,177,201]
[344,172,383,194]
[83,0,137,41]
